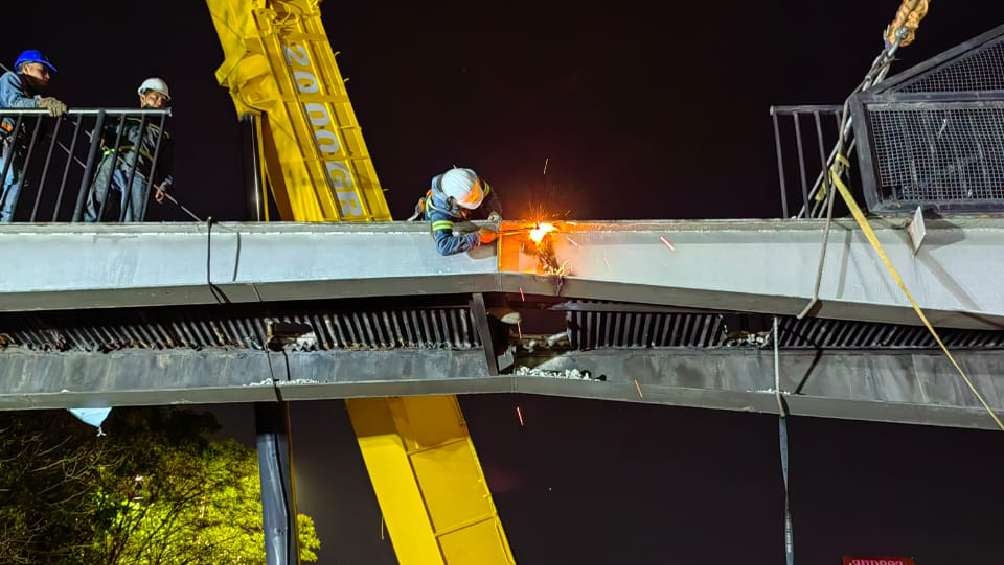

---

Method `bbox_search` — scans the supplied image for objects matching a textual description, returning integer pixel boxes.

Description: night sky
[8,1,1004,563]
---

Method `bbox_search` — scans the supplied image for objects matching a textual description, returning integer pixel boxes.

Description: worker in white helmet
[84,78,174,221]
[412,167,502,256]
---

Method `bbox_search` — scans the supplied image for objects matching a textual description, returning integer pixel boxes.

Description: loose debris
[242,378,319,387]
[243,378,275,387]
[513,366,602,380]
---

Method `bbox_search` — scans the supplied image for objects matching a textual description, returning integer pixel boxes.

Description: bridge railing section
[851,93,1004,215]
[769,105,858,219]
[0,108,171,223]
[773,27,1004,218]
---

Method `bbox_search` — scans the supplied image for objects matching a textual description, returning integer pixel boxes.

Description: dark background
[8,1,1004,563]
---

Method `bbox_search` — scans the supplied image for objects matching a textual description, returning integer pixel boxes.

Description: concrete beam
[1,346,1002,430]
[1,218,1003,328]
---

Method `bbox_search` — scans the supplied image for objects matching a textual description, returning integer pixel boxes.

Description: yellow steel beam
[347,396,515,564]
[206,2,514,562]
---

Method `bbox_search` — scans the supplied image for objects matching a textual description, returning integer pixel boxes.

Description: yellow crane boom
[208,0,389,221]
[206,1,514,563]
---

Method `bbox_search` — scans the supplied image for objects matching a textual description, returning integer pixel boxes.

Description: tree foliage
[0,407,319,564]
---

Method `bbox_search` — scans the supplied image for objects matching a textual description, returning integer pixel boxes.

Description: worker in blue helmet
[411,167,502,256]
[0,50,68,222]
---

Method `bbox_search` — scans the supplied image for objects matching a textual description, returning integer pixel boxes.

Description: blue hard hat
[13,50,56,73]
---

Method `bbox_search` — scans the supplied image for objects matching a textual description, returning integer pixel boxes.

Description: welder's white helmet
[137,77,171,100]
[440,168,484,210]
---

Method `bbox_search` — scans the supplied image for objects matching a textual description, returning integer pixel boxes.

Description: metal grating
[562,303,1004,351]
[897,40,1004,94]
[567,310,726,349]
[861,101,1004,209]
[0,302,481,353]
[777,317,1004,349]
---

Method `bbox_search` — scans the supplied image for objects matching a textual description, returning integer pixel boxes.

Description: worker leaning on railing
[411,167,502,256]
[0,50,68,223]
[84,78,175,222]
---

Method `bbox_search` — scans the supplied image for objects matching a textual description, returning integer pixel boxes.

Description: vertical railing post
[31,117,63,222]
[771,108,789,218]
[94,115,127,221]
[138,113,167,222]
[793,113,810,217]
[52,115,83,221]
[72,110,106,222]
[8,115,44,220]
[119,116,146,222]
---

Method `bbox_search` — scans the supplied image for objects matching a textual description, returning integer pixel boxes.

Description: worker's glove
[154,177,174,204]
[478,228,498,245]
[487,211,502,222]
[37,97,68,118]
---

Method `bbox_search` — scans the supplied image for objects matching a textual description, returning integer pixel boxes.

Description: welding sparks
[602,256,612,271]
[558,260,571,276]
[516,405,525,427]
[520,287,525,302]
[565,235,579,247]
[529,222,557,244]
[517,322,523,339]
[634,379,644,399]
[660,236,676,252]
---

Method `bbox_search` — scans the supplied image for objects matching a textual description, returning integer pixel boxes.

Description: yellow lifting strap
[828,154,1004,431]
[885,0,930,48]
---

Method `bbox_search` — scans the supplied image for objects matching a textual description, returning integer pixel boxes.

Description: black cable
[773,316,795,565]
[205,217,231,304]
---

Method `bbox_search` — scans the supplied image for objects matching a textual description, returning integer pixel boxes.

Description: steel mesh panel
[866,103,1004,203]
[897,40,1004,94]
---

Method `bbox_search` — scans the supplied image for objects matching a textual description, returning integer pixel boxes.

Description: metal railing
[769,105,849,218]
[0,108,171,223]
[851,94,1004,214]
[848,24,1004,215]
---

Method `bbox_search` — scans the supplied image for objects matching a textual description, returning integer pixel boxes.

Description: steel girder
[1,347,1002,430]
[1,218,1003,329]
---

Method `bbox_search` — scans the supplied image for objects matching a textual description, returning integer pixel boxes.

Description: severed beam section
[2,218,1004,329]
[1,347,1002,430]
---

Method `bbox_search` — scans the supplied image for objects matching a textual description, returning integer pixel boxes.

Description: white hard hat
[440,168,484,210]
[137,77,170,100]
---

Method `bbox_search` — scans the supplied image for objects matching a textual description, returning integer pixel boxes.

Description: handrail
[0,108,172,116]
[0,108,171,223]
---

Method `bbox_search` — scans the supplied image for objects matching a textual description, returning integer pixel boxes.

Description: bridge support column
[256,401,300,565]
